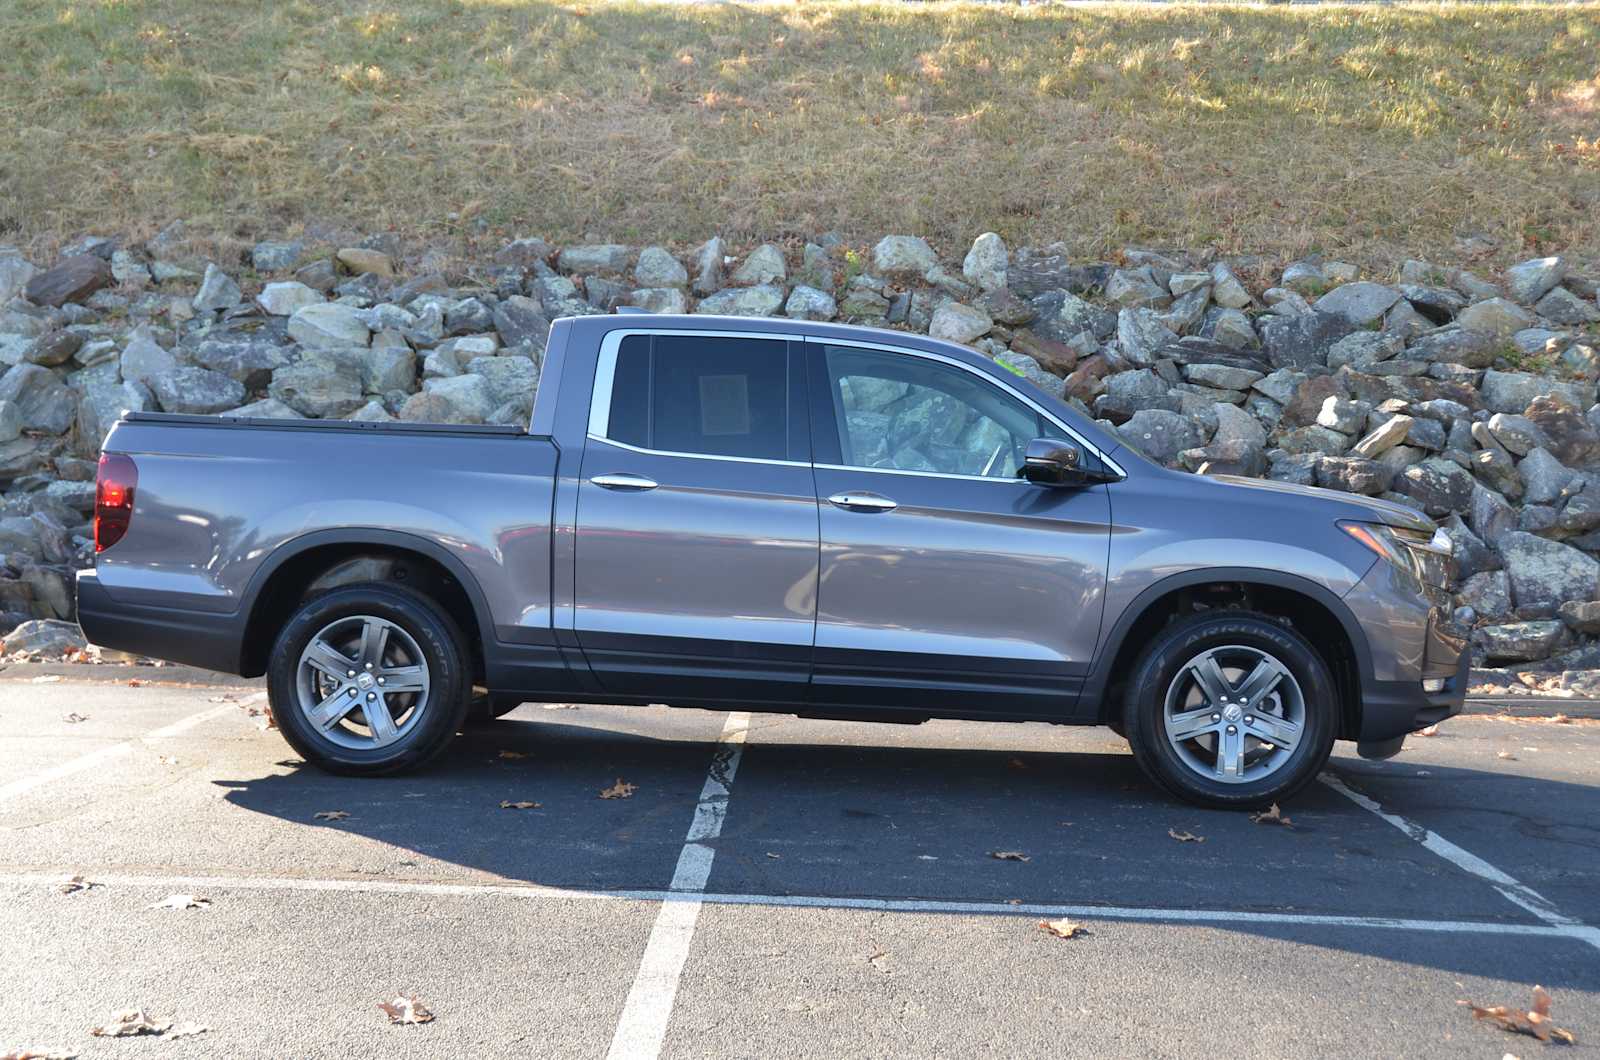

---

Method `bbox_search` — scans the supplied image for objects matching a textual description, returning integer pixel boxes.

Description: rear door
[572,330,817,705]
[806,339,1113,717]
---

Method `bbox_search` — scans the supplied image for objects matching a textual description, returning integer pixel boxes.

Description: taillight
[95,453,138,553]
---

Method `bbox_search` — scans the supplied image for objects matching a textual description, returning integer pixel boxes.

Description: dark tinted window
[605,335,788,460]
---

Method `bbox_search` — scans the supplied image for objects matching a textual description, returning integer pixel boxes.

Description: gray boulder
[962,233,1008,292]
[1504,256,1566,305]
[1480,370,1595,415]
[2,618,86,655]
[256,281,323,317]
[691,237,725,296]
[0,364,71,434]
[1394,457,1474,515]
[1116,409,1201,466]
[1259,311,1355,369]
[289,303,371,350]
[149,366,246,414]
[23,255,111,307]
[268,361,364,418]
[191,264,242,313]
[696,285,784,317]
[872,236,938,278]
[1475,620,1566,663]
[1456,297,1535,336]
[631,288,690,315]
[634,247,688,288]
[1116,309,1177,368]
[1534,286,1600,325]
[1499,531,1599,614]
[1312,282,1400,325]
[557,244,631,275]
[783,285,836,322]
[404,374,494,424]
[730,244,787,286]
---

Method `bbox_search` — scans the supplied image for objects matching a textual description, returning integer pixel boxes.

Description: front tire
[1123,611,1337,809]
[267,583,471,775]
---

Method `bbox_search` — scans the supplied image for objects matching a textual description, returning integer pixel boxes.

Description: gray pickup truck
[77,313,1466,807]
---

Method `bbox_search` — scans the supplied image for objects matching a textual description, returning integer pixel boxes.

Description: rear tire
[1122,611,1336,809]
[268,583,471,776]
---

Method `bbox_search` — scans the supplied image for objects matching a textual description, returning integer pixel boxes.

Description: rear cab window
[598,334,800,461]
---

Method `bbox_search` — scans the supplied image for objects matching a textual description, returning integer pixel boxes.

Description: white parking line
[1320,771,1600,953]
[0,870,1593,947]
[0,700,247,807]
[606,711,750,1060]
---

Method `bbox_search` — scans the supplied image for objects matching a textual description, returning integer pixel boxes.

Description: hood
[1205,475,1436,532]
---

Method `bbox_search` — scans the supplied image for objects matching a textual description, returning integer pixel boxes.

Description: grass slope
[1,0,1596,267]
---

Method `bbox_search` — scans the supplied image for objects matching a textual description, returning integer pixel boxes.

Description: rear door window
[604,335,790,461]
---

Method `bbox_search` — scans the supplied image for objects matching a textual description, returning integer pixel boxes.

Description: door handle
[827,491,897,512]
[592,473,659,491]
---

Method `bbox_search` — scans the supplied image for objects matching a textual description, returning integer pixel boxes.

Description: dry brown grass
[1,0,1596,270]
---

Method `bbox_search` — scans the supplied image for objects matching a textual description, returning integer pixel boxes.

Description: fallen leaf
[147,894,210,910]
[1038,918,1089,940]
[990,850,1030,862]
[766,852,781,859]
[499,800,540,810]
[91,1009,172,1038]
[497,750,527,760]
[167,1024,208,1041]
[1168,829,1205,843]
[1551,714,1572,725]
[127,678,145,687]
[378,996,434,1025]
[59,875,95,894]
[1497,751,1517,761]
[1006,756,1029,772]
[63,712,87,723]
[313,810,351,821]
[1417,724,1440,736]
[2,1049,77,1059]
[31,675,62,684]
[1250,803,1294,827]
[599,779,637,800]
[1461,985,1577,1045]
[157,754,178,766]
[541,703,578,710]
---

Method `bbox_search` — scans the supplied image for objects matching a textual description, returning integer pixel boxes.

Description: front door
[806,341,1112,717]
[573,331,817,705]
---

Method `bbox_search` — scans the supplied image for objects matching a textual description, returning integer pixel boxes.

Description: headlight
[1340,521,1453,588]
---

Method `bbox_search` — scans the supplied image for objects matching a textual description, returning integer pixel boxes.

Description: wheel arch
[238,529,494,680]
[1086,568,1371,740]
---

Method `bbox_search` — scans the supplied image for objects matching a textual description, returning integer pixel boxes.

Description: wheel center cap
[1222,703,1243,722]
[357,672,375,690]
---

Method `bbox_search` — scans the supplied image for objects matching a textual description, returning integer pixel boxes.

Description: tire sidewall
[1124,613,1336,808]
[268,584,469,774]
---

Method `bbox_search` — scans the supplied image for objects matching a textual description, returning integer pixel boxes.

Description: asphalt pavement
[2,670,1598,1058]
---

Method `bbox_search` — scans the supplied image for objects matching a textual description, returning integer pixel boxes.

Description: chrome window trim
[586,433,810,469]
[587,327,796,444]
[806,336,1127,480]
[814,461,1029,485]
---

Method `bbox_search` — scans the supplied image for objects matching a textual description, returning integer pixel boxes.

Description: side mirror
[1019,438,1107,487]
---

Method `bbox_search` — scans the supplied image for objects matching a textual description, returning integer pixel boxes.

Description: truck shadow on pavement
[216,714,1600,988]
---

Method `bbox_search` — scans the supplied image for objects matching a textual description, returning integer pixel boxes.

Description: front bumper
[1357,607,1468,746]
[75,570,245,674]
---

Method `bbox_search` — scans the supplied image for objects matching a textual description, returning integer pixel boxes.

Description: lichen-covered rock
[148,366,245,415]
[1475,619,1566,662]
[0,364,71,434]
[2,617,86,655]
[962,233,1008,292]
[634,247,688,289]
[1499,531,1599,614]
[1479,370,1595,415]
[729,244,787,286]
[1312,282,1400,325]
[783,285,836,322]
[191,264,242,313]
[1504,256,1566,305]
[557,244,631,275]
[289,303,371,350]
[1259,311,1355,369]
[268,361,364,418]
[871,236,936,279]
[1116,409,1201,466]
[256,281,323,317]
[1523,393,1600,467]
[695,284,784,317]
